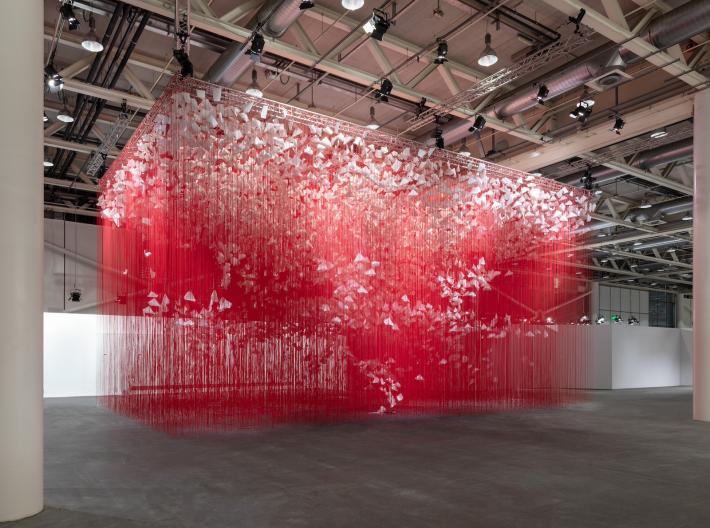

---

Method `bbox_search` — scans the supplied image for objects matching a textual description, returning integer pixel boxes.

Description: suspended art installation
[98,77,593,433]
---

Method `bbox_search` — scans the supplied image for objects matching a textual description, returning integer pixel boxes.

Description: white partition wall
[575,326,693,389]
[44,313,98,397]
[611,326,682,389]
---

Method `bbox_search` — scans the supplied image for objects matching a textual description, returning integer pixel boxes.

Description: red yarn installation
[98,77,592,433]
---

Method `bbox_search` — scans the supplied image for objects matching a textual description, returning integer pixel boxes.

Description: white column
[694,89,710,421]
[0,0,44,521]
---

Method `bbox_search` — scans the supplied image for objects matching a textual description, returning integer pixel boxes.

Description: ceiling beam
[579,225,692,250]
[45,204,100,218]
[302,4,487,84]
[574,262,692,286]
[541,0,709,89]
[116,0,545,143]
[589,212,659,234]
[580,156,694,195]
[45,136,119,158]
[123,66,156,102]
[502,93,694,171]
[605,248,693,269]
[44,177,99,193]
[63,78,153,110]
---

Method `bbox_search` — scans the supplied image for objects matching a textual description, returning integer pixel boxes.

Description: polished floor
[6,388,710,527]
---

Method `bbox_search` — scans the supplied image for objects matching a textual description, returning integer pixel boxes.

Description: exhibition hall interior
[3,0,710,526]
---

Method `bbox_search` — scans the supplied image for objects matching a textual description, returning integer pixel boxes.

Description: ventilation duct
[627,196,693,223]
[204,0,304,86]
[418,46,621,146]
[637,0,710,52]
[623,236,686,251]
[421,0,710,148]
[557,137,693,187]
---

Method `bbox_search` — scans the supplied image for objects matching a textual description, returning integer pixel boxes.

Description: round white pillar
[694,89,710,421]
[0,0,44,520]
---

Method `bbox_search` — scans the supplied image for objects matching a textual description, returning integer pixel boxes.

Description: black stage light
[581,167,596,190]
[299,1,315,9]
[364,9,390,41]
[173,48,193,77]
[375,78,393,102]
[248,32,266,58]
[68,288,82,303]
[434,126,444,149]
[45,63,64,90]
[536,84,549,104]
[611,116,625,134]
[568,8,586,34]
[434,40,448,65]
[468,114,486,133]
[60,2,80,31]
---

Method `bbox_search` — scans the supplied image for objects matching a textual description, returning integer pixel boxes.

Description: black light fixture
[416,97,427,117]
[45,63,64,91]
[569,98,593,124]
[375,78,393,102]
[434,39,448,65]
[363,9,390,41]
[568,8,586,34]
[433,126,444,149]
[68,288,82,303]
[468,114,486,134]
[248,32,266,59]
[536,84,549,104]
[60,2,81,31]
[611,115,625,134]
[299,0,315,9]
[173,48,193,77]
[581,166,596,190]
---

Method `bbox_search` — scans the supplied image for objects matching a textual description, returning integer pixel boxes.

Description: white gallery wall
[44,313,98,397]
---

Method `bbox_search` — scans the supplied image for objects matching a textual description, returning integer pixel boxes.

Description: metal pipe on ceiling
[638,0,710,53]
[203,0,305,86]
[628,196,694,223]
[557,137,693,186]
[425,0,710,148]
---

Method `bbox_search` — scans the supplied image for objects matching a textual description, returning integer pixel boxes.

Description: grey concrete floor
[4,388,710,527]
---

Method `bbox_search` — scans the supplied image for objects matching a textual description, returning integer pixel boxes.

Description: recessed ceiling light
[530,151,541,158]
[43,160,54,167]
[638,200,652,209]
[633,241,642,246]
[682,214,693,221]
[667,248,677,252]
[650,128,668,139]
